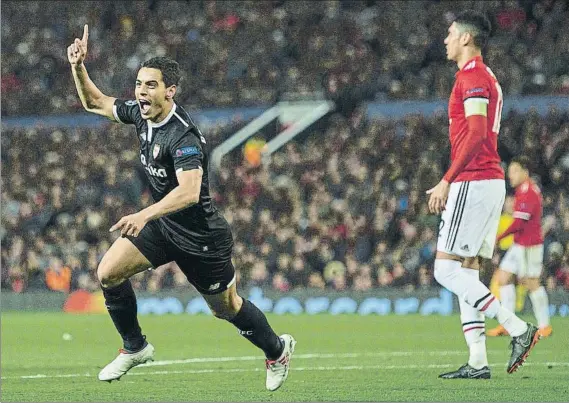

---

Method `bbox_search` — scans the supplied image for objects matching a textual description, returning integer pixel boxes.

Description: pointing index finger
[109,218,123,232]
[82,24,89,43]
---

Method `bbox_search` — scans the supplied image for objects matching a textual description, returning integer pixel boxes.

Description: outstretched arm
[67,24,116,119]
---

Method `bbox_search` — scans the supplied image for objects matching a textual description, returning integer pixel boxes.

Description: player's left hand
[426,180,450,215]
[109,212,148,237]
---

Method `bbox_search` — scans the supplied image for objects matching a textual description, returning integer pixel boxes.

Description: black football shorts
[126,220,235,295]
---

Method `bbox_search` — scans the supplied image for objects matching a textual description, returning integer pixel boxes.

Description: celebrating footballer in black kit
[67,24,295,391]
[113,94,237,293]
[113,94,236,289]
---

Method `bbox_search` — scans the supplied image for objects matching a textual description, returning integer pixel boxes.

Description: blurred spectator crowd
[2,0,569,294]
[2,107,569,294]
[2,0,569,117]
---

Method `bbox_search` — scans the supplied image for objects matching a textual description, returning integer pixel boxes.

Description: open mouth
[139,99,151,114]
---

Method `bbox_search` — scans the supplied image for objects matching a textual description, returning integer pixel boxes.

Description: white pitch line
[2,362,569,379]
[7,348,550,370]
[3,361,568,381]
[141,350,474,367]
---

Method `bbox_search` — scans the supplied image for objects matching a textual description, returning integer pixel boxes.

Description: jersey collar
[456,55,483,76]
[148,103,177,128]
[516,178,532,193]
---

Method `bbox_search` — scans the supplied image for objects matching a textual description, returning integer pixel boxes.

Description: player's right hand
[67,24,89,66]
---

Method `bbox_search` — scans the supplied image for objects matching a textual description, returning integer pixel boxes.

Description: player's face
[135,67,176,121]
[444,22,462,61]
[508,162,527,188]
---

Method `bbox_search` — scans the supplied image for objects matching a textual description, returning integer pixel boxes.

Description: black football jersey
[113,99,232,255]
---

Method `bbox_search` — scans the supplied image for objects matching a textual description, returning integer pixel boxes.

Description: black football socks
[229,299,284,360]
[102,280,146,352]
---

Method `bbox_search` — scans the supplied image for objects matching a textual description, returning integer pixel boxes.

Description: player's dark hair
[141,57,181,88]
[454,10,492,49]
[511,155,532,172]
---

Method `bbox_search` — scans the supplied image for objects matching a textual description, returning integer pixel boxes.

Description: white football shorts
[500,243,544,278]
[437,179,505,259]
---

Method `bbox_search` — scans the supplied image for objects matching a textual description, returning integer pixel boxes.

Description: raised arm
[67,25,116,119]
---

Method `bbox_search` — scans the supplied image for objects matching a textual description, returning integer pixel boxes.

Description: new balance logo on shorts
[208,283,220,291]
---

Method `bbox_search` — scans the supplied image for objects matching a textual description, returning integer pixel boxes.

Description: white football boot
[98,343,155,382]
[265,334,296,391]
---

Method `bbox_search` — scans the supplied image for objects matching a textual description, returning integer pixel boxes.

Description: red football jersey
[512,179,543,246]
[448,56,504,182]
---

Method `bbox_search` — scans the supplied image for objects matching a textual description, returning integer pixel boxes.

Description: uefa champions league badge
[175,146,200,158]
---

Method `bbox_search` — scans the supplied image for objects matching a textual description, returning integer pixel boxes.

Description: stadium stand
[2,1,568,116]
[2,0,568,293]
[3,109,568,293]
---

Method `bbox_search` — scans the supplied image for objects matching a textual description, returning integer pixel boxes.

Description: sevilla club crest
[153,144,161,159]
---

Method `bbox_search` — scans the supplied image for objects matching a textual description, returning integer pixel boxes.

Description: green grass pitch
[1,313,567,402]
